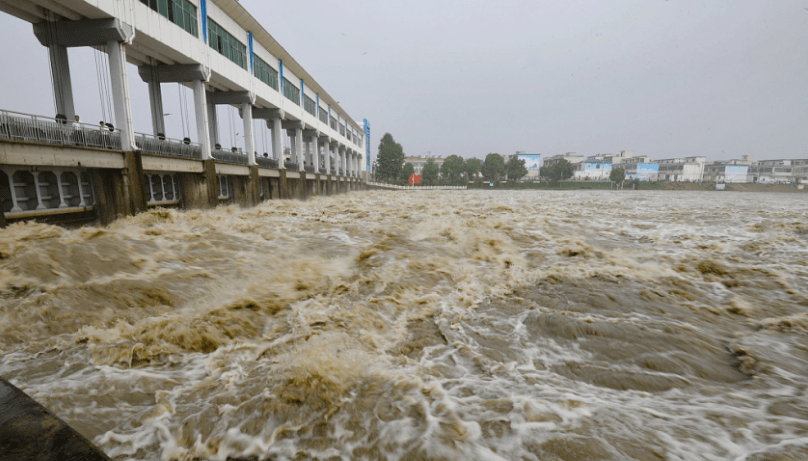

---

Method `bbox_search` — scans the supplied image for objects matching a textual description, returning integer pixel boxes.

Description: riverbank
[462,181,807,193]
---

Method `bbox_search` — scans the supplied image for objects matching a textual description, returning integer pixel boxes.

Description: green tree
[464,157,482,180]
[422,160,440,185]
[540,159,575,185]
[506,156,528,182]
[610,167,626,186]
[481,153,505,181]
[440,155,465,181]
[401,162,414,182]
[375,133,405,181]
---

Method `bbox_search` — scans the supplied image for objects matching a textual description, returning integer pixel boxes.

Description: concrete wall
[0,142,363,226]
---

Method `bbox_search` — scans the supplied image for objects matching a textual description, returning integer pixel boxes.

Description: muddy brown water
[1,190,807,461]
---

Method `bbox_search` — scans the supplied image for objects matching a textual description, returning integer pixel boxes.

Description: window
[304,95,316,116]
[254,55,278,90]
[319,108,328,124]
[140,0,197,36]
[330,116,337,130]
[283,78,300,104]
[208,18,247,69]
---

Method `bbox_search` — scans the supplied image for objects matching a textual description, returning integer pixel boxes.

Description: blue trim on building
[279,60,283,91]
[364,119,371,171]
[201,0,208,44]
[300,79,304,105]
[248,32,254,72]
[316,94,319,117]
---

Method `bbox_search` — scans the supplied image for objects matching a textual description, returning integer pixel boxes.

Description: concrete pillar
[288,130,297,164]
[147,79,165,136]
[193,80,212,160]
[271,118,284,168]
[295,127,304,171]
[106,40,135,151]
[123,151,148,214]
[207,97,219,148]
[47,41,75,123]
[323,138,332,174]
[242,103,256,166]
[312,138,320,173]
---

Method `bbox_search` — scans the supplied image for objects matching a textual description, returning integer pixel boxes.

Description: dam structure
[0,0,369,228]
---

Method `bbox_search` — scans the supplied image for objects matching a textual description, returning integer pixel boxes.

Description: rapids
[0,190,807,461]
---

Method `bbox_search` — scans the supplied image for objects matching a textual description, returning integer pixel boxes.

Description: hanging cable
[93,49,107,125]
[45,11,60,118]
[227,106,234,149]
[177,83,186,139]
[101,51,115,127]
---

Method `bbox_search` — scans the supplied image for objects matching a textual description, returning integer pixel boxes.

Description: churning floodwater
[1,190,807,461]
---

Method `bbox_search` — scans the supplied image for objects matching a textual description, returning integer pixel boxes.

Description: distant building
[515,152,542,179]
[703,155,753,183]
[657,156,706,182]
[748,159,808,184]
[573,159,612,181]
[623,163,659,181]
[403,155,445,176]
[543,152,584,168]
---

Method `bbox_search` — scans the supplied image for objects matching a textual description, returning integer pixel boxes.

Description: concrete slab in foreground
[0,377,111,460]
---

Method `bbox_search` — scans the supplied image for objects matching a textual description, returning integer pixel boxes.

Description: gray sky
[1,0,806,162]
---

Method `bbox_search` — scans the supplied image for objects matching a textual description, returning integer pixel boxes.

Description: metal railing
[212,149,248,164]
[256,156,278,168]
[0,109,121,150]
[284,161,299,170]
[330,165,336,175]
[135,133,202,159]
[366,182,467,190]
[304,164,315,173]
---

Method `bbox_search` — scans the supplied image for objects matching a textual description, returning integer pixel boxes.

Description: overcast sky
[1,0,806,162]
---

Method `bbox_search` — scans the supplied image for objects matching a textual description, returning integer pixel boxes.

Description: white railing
[136,133,202,159]
[0,109,121,150]
[366,182,467,190]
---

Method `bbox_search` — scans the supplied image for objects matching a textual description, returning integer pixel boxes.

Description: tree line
[374,133,528,185]
[375,132,631,186]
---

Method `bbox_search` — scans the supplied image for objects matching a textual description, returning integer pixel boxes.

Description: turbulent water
[1,190,807,461]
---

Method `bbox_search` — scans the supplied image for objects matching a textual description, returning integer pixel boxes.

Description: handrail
[212,148,248,164]
[365,181,468,190]
[0,109,122,150]
[135,132,202,159]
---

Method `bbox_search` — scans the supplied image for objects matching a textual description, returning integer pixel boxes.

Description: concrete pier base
[246,166,261,206]
[91,169,127,225]
[123,151,147,215]
[179,159,218,209]
[278,169,288,199]
[0,377,111,460]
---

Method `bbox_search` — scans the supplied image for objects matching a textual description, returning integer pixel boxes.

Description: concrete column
[323,139,332,174]
[193,80,212,160]
[47,42,75,122]
[295,127,304,171]
[288,130,297,164]
[106,40,135,151]
[242,103,256,166]
[271,118,284,168]
[147,80,165,136]
[312,138,320,173]
[207,100,219,148]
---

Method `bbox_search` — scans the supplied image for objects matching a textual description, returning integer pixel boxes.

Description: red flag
[409,174,421,185]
